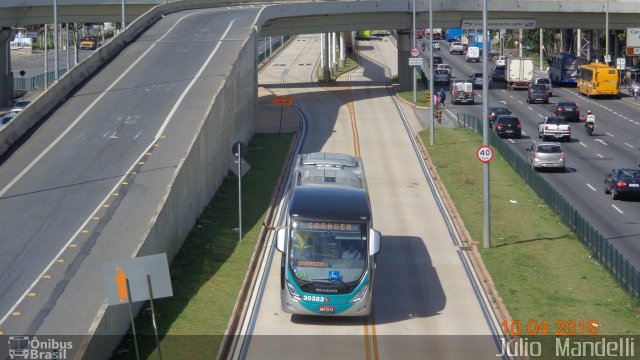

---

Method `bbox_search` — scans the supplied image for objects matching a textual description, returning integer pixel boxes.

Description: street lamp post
[54,0,59,81]
[429,0,434,145]
[412,0,416,103]
[482,0,490,248]
[605,0,609,63]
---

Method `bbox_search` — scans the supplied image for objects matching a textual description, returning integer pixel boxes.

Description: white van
[466,47,480,62]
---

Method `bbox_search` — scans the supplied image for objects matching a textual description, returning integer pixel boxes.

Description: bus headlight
[286,281,302,301]
[350,284,369,303]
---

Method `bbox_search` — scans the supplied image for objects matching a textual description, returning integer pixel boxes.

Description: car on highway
[552,102,580,122]
[10,99,31,113]
[496,55,507,66]
[79,36,98,50]
[526,142,566,172]
[533,77,553,96]
[447,36,460,43]
[450,42,465,55]
[450,81,474,104]
[470,72,483,89]
[527,84,550,104]
[432,41,440,51]
[433,69,451,84]
[1,112,16,127]
[432,55,443,65]
[494,115,522,138]
[488,106,512,128]
[604,168,640,200]
[491,65,506,82]
[436,63,452,73]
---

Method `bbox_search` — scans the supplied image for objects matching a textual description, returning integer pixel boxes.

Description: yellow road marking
[92,216,100,220]
[364,317,371,360]
[154,143,160,147]
[56,259,64,263]
[81,230,89,234]
[28,292,36,297]
[42,275,51,280]
[146,152,152,156]
[122,182,128,185]
[113,193,119,196]
[11,311,21,317]
[69,244,77,248]
[0,331,4,335]
[138,161,145,165]
[130,171,137,175]
[103,204,110,208]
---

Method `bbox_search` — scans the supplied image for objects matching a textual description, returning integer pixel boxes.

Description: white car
[496,56,507,66]
[432,41,440,51]
[450,42,464,54]
[10,100,31,113]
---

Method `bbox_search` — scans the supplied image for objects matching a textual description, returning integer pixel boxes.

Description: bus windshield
[289,221,367,284]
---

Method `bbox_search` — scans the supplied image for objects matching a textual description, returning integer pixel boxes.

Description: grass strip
[419,127,640,340]
[112,133,293,360]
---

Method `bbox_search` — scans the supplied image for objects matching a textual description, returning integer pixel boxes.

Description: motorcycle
[585,122,594,136]
[421,42,426,51]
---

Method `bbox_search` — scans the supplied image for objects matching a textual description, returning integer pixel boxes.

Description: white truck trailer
[506,57,534,89]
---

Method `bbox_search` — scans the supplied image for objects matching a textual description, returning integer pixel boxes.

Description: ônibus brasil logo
[7,336,73,360]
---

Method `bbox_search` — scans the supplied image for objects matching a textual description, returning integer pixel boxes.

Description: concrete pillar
[331,32,336,73]
[577,29,582,57]
[339,32,345,67]
[0,27,13,107]
[397,30,412,92]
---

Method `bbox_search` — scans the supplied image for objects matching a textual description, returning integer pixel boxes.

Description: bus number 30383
[303,295,329,303]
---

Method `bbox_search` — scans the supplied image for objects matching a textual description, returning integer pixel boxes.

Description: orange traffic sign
[273,95,294,106]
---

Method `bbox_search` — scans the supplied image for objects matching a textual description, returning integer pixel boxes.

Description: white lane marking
[611,204,624,214]
[527,106,533,110]
[595,139,608,146]
[0,12,213,198]
[606,132,614,137]
[586,183,597,191]
[518,100,523,104]
[155,21,234,138]
[0,12,235,327]
[635,121,640,125]
[625,143,634,148]
[508,139,515,143]
[613,112,618,115]
[597,153,604,158]
[499,100,507,104]
[509,95,514,99]
[538,114,544,118]
[579,142,587,147]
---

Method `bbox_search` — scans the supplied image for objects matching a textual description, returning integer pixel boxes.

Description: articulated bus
[577,63,619,97]
[548,53,588,85]
[276,152,381,316]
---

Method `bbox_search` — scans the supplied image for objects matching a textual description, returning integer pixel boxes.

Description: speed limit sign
[410,47,419,57]
[476,145,494,163]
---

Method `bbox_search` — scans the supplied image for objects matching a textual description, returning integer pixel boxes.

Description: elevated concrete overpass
[0,0,639,29]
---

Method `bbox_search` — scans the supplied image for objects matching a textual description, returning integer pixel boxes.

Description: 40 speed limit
[476,145,494,163]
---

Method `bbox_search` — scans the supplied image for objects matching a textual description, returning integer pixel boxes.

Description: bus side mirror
[369,229,381,256]
[276,227,286,253]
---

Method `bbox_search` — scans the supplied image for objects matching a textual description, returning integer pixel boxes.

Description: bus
[548,53,588,85]
[275,152,381,316]
[577,63,619,97]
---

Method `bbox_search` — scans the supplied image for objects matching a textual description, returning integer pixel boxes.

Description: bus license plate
[319,306,334,313]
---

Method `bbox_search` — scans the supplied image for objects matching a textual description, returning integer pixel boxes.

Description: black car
[491,66,506,82]
[488,106,512,127]
[494,115,522,138]
[527,84,549,104]
[552,102,580,121]
[432,55,443,65]
[604,168,640,200]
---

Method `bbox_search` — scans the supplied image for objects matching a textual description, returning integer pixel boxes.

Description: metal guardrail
[456,112,640,297]
[13,69,69,91]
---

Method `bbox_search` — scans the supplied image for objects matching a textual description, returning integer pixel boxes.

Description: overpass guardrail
[456,112,640,298]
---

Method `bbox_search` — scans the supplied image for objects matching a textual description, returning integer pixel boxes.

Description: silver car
[526,142,566,172]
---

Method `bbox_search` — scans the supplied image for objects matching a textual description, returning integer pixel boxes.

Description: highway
[431,41,640,269]
[0,7,259,336]
[234,35,505,359]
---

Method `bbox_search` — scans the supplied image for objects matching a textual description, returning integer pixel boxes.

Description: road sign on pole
[410,47,419,57]
[476,145,494,163]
